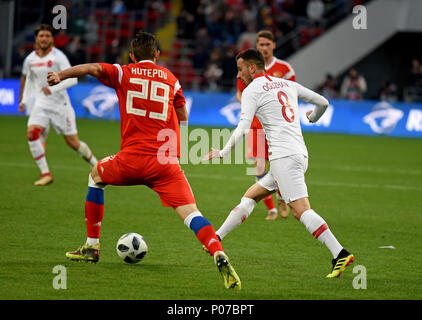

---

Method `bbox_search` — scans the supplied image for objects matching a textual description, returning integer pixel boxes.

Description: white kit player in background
[18,24,97,186]
[204,49,354,278]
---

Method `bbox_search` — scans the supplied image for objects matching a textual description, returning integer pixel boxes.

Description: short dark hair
[236,48,265,70]
[130,31,157,61]
[256,30,275,42]
[34,24,54,37]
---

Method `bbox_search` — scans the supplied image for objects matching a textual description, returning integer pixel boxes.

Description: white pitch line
[185,173,422,192]
[310,164,422,176]
[1,161,421,192]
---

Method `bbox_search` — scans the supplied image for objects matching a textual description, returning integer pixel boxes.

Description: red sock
[85,187,104,239]
[197,225,223,255]
[262,194,276,211]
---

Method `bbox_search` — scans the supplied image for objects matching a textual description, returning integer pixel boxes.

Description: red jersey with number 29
[98,61,185,157]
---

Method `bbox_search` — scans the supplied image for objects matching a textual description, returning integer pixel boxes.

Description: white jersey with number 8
[240,74,329,161]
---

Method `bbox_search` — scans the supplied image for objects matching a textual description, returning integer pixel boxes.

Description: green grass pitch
[0,115,421,300]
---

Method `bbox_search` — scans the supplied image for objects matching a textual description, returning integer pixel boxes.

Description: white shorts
[257,154,309,204]
[28,100,77,136]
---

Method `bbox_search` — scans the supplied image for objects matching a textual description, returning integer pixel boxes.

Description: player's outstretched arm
[203,118,252,161]
[294,82,329,123]
[47,63,103,86]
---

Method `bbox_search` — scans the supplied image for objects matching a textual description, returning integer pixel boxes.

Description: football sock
[184,211,222,256]
[28,139,50,174]
[262,194,276,212]
[85,174,105,243]
[216,197,257,240]
[300,209,343,258]
[77,141,98,167]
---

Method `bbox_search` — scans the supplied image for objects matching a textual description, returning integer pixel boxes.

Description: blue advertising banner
[1,78,422,138]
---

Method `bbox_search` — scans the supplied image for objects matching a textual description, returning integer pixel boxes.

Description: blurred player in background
[19,24,97,186]
[236,30,295,220]
[47,31,241,290]
[205,49,354,278]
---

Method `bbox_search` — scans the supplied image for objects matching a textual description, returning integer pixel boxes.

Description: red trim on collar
[35,47,53,57]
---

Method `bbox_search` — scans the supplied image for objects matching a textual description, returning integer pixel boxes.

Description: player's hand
[203,148,222,161]
[47,72,61,86]
[18,102,25,113]
[306,110,314,123]
[41,86,52,96]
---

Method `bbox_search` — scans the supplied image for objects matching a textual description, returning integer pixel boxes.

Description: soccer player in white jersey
[204,49,354,278]
[19,24,97,186]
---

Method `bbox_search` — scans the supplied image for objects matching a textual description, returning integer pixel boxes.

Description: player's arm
[47,63,103,86]
[204,89,256,160]
[45,53,78,94]
[173,80,188,126]
[18,75,27,112]
[295,82,329,123]
[175,105,188,125]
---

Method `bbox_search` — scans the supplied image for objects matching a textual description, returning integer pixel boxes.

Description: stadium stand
[10,0,421,102]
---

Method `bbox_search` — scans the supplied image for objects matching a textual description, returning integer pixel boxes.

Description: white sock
[216,197,257,240]
[77,141,98,167]
[29,139,50,174]
[86,237,99,246]
[300,209,343,258]
[183,211,203,229]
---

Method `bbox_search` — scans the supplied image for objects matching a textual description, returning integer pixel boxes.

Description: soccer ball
[116,233,148,263]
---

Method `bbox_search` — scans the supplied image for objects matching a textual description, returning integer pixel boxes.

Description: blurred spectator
[106,45,122,64]
[222,8,243,44]
[404,58,422,102]
[379,80,398,102]
[207,11,225,46]
[307,0,325,25]
[340,68,367,100]
[84,14,99,46]
[217,44,238,91]
[54,30,71,49]
[204,47,223,91]
[111,0,126,14]
[237,23,257,52]
[319,73,339,99]
[407,58,422,87]
[68,36,87,66]
[177,9,196,40]
[11,44,28,76]
[70,10,86,36]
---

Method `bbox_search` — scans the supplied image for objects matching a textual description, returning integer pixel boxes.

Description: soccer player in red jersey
[236,30,295,221]
[47,31,240,290]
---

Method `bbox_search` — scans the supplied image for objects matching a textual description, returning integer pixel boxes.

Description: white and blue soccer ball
[116,233,148,263]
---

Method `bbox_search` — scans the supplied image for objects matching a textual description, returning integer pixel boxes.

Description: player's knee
[27,127,42,141]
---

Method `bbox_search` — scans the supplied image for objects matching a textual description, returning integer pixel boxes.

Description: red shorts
[97,149,195,209]
[247,128,269,160]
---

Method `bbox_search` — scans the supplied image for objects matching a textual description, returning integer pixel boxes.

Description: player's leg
[176,203,241,290]
[27,124,53,185]
[289,197,354,278]
[272,155,354,277]
[277,191,290,218]
[56,102,98,167]
[216,182,273,240]
[153,162,240,290]
[63,134,98,167]
[65,164,106,263]
[255,158,278,220]
[254,130,278,219]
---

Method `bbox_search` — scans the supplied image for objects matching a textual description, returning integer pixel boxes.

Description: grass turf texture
[0,115,421,300]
